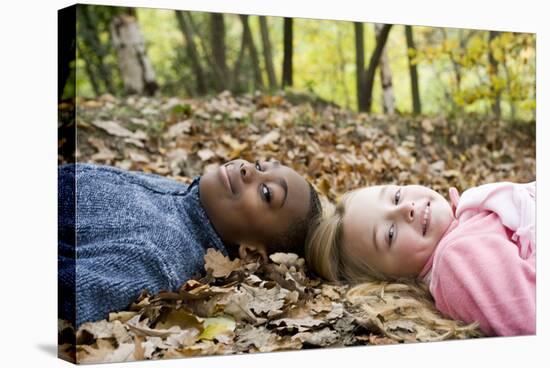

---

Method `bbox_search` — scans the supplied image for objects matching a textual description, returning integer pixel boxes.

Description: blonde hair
[346,281,483,340]
[305,190,393,283]
[306,189,484,340]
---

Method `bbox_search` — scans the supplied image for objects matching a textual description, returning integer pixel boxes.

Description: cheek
[433,203,453,236]
[234,191,269,231]
[397,227,428,254]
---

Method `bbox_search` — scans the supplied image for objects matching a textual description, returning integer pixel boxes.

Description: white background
[0,0,546,367]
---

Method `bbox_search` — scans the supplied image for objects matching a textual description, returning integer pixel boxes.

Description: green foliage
[170,103,192,117]
[413,29,535,121]
[74,6,535,123]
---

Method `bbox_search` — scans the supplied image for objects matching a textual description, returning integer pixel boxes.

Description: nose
[397,201,415,223]
[239,161,257,184]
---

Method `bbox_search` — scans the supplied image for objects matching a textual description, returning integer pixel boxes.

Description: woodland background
[57,4,536,364]
[62,4,536,121]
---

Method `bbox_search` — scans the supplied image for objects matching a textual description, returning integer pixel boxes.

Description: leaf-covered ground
[58,91,535,363]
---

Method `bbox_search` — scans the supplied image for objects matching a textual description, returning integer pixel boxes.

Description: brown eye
[261,184,272,203]
[255,160,263,171]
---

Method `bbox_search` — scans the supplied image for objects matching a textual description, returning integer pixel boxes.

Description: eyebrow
[267,160,287,208]
[277,177,288,209]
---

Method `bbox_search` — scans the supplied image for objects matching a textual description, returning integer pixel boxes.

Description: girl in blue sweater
[58,159,322,328]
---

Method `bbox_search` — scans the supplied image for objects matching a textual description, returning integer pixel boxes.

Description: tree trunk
[282,17,293,87]
[175,11,206,95]
[375,23,395,114]
[488,30,501,120]
[110,14,158,96]
[259,16,277,89]
[59,6,76,100]
[354,22,367,112]
[232,20,248,93]
[405,25,421,115]
[364,24,392,113]
[240,15,264,90]
[77,41,101,96]
[210,13,228,90]
[80,5,115,94]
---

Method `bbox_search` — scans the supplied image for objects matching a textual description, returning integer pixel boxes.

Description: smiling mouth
[422,201,431,236]
[219,164,235,195]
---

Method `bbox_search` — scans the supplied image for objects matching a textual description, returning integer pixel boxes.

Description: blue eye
[388,224,395,245]
[261,184,272,203]
[255,160,263,171]
[394,188,401,205]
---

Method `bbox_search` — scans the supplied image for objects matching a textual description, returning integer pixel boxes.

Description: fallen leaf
[256,130,280,147]
[204,249,242,278]
[198,316,236,341]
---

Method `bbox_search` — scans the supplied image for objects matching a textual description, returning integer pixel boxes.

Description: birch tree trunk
[110,14,158,96]
[375,23,395,114]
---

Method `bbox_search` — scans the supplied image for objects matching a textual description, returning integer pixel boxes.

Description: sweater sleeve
[58,164,76,324]
[431,232,535,336]
[75,239,176,328]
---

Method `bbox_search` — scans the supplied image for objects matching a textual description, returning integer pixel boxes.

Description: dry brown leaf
[204,248,242,278]
[292,327,339,346]
[78,339,136,364]
[76,320,131,345]
[256,130,280,147]
[108,311,138,323]
[68,90,532,363]
[91,120,137,139]
[155,307,204,332]
[88,137,117,161]
[235,325,278,351]
[242,284,289,315]
[197,148,215,161]
[125,315,182,338]
[270,316,324,332]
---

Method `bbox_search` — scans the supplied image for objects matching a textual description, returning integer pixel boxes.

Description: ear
[238,243,268,262]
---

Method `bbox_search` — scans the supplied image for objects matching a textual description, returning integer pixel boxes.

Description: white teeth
[422,204,430,235]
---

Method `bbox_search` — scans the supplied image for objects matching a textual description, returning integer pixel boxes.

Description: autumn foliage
[58,91,534,363]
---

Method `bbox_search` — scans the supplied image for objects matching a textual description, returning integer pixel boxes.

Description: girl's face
[342,185,454,278]
[199,159,310,249]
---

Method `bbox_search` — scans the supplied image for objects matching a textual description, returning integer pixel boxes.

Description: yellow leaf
[198,317,236,341]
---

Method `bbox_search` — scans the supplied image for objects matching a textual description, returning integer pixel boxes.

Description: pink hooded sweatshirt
[420,182,536,336]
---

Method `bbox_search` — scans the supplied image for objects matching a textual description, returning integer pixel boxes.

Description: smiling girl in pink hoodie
[305,181,535,336]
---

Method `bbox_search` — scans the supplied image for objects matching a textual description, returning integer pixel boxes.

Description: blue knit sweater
[58,163,228,328]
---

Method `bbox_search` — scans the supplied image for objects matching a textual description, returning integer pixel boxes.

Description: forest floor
[58,91,535,363]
